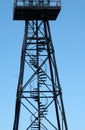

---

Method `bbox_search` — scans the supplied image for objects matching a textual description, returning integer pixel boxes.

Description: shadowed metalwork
[13,0,68,130]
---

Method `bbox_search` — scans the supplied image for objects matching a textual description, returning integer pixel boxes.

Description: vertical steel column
[47,21,68,130]
[36,20,40,130]
[13,21,28,130]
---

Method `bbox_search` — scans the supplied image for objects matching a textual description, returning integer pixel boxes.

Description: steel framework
[13,1,68,130]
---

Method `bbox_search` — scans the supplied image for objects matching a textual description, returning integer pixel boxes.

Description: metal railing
[14,0,61,7]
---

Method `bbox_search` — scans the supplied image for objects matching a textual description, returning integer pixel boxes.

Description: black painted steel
[13,20,68,130]
[13,0,61,20]
[13,0,68,130]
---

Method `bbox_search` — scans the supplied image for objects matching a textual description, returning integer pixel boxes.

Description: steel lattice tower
[13,0,68,130]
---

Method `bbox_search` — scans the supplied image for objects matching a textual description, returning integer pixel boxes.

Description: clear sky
[0,0,85,130]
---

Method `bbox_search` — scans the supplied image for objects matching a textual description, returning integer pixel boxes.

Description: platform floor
[13,6,61,20]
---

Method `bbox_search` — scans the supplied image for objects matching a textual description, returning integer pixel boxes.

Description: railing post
[57,0,61,6]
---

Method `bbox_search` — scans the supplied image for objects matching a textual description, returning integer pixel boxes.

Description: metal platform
[13,0,61,20]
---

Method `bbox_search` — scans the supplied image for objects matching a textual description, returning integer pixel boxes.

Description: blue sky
[0,0,85,130]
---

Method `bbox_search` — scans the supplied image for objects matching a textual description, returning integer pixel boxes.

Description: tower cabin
[13,0,61,20]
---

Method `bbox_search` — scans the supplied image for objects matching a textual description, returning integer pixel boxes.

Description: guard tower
[13,0,68,130]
